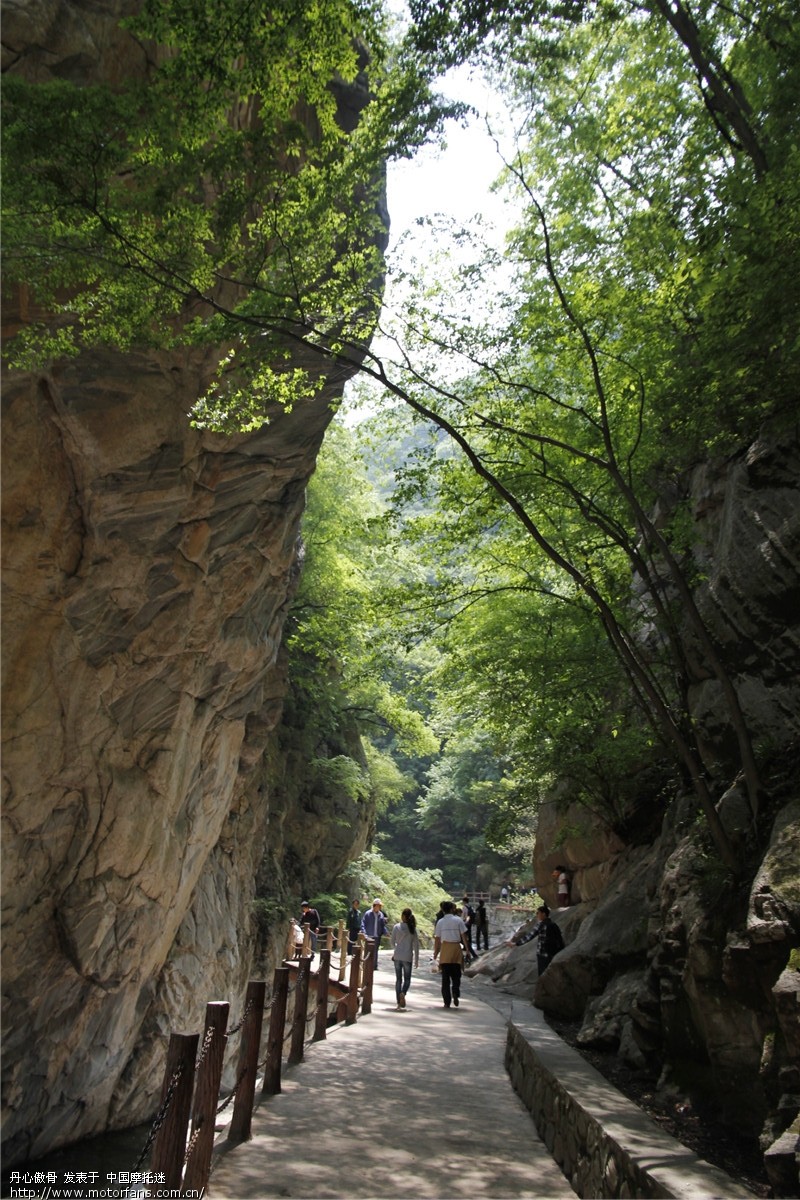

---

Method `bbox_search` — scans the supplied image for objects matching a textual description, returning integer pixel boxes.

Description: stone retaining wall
[504,1005,757,1199]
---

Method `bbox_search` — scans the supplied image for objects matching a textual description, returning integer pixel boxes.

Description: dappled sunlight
[210,955,575,1198]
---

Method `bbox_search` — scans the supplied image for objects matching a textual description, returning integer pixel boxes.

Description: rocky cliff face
[528,424,800,1187]
[1,0,377,1166]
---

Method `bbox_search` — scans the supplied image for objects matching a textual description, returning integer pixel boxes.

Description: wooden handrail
[184,1002,229,1191]
[147,938,381,1191]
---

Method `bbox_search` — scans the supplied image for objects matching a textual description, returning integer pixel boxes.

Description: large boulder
[534,843,655,1018]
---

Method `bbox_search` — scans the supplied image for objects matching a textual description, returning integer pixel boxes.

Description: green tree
[288,420,438,813]
[2,0,448,397]
[340,850,448,937]
[349,0,799,873]
[4,0,798,876]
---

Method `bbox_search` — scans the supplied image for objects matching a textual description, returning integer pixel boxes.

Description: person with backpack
[505,905,564,976]
[433,901,471,1008]
[474,899,489,951]
[534,904,564,975]
[461,895,477,962]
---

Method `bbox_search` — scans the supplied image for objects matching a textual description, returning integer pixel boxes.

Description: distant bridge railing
[133,924,378,1193]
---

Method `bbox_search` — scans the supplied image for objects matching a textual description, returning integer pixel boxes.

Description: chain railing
[130,933,378,1194]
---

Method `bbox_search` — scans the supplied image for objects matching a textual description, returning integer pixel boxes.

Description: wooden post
[228,980,266,1144]
[262,967,289,1096]
[326,926,334,952]
[183,1001,229,1193]
[313,949,331,1042]
[150,1032,198,1191]
[288,956,311,1066]
[338,919,347,982]
[361,941,375,1016]
[358,932,367,988]
[346,945,361,1025]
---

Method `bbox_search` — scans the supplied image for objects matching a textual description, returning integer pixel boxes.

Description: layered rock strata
[526,427,800,1173]
[1,0,379,1165]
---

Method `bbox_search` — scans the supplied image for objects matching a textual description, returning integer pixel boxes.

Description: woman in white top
[390,908,420,1010]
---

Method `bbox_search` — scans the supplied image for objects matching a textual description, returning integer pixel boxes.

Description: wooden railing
[137,928,377,1193]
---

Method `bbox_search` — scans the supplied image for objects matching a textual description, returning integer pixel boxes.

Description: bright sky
[385,66,514,247]
[341,62,521,418]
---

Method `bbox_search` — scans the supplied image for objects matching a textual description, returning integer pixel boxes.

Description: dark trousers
[537,953,551,975]
[476,924,489,950]
[440,962,462,1006]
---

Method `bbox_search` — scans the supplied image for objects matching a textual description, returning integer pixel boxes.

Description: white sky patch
[386,66,515,246]
[341,66,523,422]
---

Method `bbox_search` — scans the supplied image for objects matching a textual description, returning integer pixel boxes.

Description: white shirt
[434,914,467,942]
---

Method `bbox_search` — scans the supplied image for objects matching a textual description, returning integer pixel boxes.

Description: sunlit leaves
[2,0,448,395]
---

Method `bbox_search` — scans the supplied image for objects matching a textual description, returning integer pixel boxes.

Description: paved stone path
[209,951,577,1199]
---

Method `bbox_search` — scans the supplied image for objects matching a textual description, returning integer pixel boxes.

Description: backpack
[547,922,565,955]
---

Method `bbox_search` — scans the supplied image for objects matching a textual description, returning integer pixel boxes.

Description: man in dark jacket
[475,899,489,951]
[361,897,389,968]
[534,904,564,975]
[299,900,321,951]
[506,905,564,975]
[346,898,362,954]
[461,895,477,961]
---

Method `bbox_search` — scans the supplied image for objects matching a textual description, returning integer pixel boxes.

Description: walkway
[209,951,577,1199]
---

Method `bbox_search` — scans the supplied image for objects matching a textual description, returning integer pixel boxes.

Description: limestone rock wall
[0,339,358,1163]
[1,0,378,1165]
[529,426,800,1162]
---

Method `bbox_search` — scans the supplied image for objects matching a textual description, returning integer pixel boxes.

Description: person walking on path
[461,895,477,961]
[433,900,470,1008]
[390,907,420,1009]
[346,898,362,955]
[361,897,389,968]
[207,962,579,1200]
[475,899,489,951]
[299,900,321,952]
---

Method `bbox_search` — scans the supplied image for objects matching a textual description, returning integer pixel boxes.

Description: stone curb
[499,995,757,1199]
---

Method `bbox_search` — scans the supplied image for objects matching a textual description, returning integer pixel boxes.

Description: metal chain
[133,1065,184,1169]
[227,997,253,1038]
[216,1067,247,1115]
[194,1025,215,1070]
[183,1124,203,1166]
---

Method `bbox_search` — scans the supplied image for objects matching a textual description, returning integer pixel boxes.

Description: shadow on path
[209,952,576,1199]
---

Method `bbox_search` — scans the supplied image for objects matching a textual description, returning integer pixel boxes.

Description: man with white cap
[361,897,389,968]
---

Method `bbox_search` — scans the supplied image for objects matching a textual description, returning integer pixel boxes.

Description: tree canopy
[4,0,798,877]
